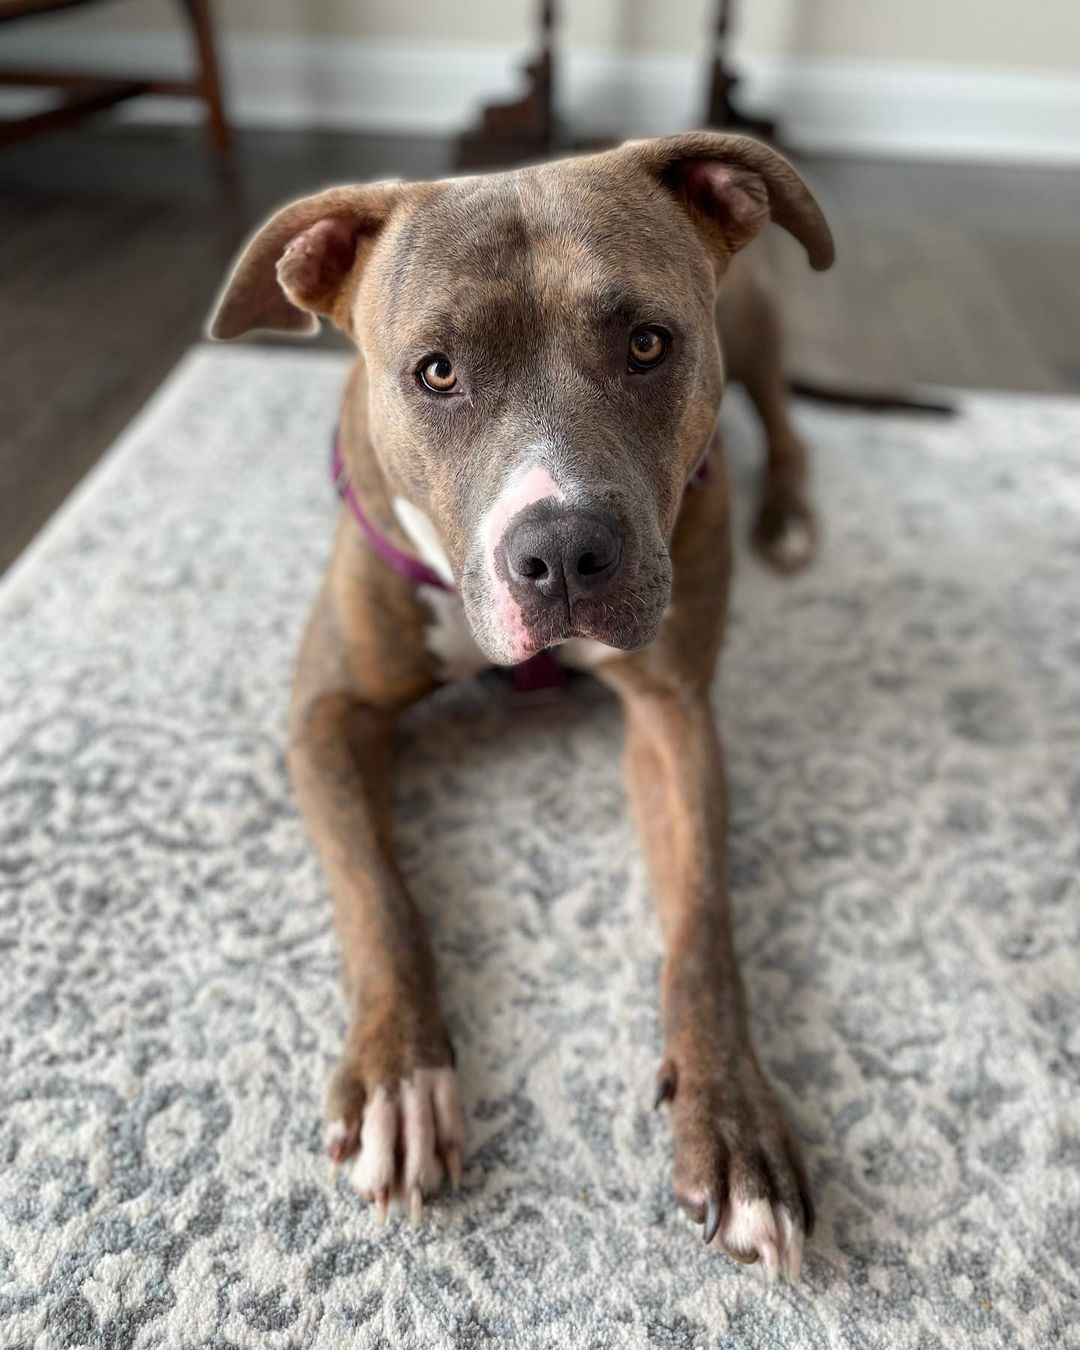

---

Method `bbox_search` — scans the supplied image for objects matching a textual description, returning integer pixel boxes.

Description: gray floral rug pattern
[1,346,1078,1349]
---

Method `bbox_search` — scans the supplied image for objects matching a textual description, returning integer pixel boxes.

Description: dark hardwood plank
[0,126,452,572]
[977,231,1080,389]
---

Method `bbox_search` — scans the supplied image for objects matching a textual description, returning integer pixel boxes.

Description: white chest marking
[558,638,622,671]
[392,497,455,587]
[392,497,488,680]
[418,586,490,681]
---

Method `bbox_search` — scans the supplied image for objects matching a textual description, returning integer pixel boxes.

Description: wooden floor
[1,124,1078,574]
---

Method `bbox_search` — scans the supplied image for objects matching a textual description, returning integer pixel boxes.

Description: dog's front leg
[287,597,462,1222]
[600,661,811,1280]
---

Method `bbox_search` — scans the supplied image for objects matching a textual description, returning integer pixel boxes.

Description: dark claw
[703,1195,721,1245]
[653,1070,676,1110]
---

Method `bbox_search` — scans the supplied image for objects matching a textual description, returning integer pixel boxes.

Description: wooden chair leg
[179,0,231,156]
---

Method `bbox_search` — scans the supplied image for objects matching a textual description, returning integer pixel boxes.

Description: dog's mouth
[465,560,672,667]
[519,604,655,660]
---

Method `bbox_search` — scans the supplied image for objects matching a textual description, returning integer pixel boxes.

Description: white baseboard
[2,27,1079,165]
[741,59,1080,165]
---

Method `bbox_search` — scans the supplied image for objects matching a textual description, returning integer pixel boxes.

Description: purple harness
[331,435,453,594]
[330,431,713,690]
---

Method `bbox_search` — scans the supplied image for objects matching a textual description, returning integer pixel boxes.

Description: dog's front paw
[753,483,817,572]
[324,1016,463,1225]
[658,1049,812,1281]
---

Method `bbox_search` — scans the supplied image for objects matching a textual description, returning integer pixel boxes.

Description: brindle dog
[210,132,834,1281]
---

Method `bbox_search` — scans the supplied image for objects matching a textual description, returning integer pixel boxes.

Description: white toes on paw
[350,1087,397,1208]
[431,1068,465,1190]
[771,520,813,568]
[324,1117,358,1165]
[720,1196,779,1274]
[715,1194,805,1283]
[324,1118,350,1154]
[348,1068,463,1223]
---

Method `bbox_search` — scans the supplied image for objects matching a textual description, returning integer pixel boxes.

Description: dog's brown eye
[628,327,668,370]
[420,355,458,393]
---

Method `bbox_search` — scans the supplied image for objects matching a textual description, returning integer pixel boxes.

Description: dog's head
[210,134,833,664]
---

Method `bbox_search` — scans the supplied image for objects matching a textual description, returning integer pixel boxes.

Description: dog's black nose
[502,505,622,604]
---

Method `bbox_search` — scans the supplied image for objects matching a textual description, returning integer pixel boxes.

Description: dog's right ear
[620,133,835,274]
[208,183,404,340]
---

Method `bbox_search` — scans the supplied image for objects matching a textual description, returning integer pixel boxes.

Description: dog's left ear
[625,132,835,272]
[208,182,406,340]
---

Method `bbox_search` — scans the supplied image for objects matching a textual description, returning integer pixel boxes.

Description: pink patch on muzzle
[491,580,532,663]
[483,465,566,656]
[483,466,566,567]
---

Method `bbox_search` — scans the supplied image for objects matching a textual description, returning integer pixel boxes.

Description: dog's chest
[416,587,491,681]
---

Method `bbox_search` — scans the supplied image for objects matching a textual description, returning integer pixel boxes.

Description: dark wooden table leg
[704,0,778,141]
[179,0,231,156]
[455,0,556,170]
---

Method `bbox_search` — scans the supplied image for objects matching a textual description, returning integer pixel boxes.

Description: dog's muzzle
[471,479,671,664]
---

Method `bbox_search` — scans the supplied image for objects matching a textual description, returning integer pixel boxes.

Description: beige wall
[30,0,1080,74]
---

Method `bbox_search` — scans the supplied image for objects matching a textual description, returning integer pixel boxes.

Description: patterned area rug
[1,346,1078,1349]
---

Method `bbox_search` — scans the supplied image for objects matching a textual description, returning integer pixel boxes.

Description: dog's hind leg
[718,255,818,572]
